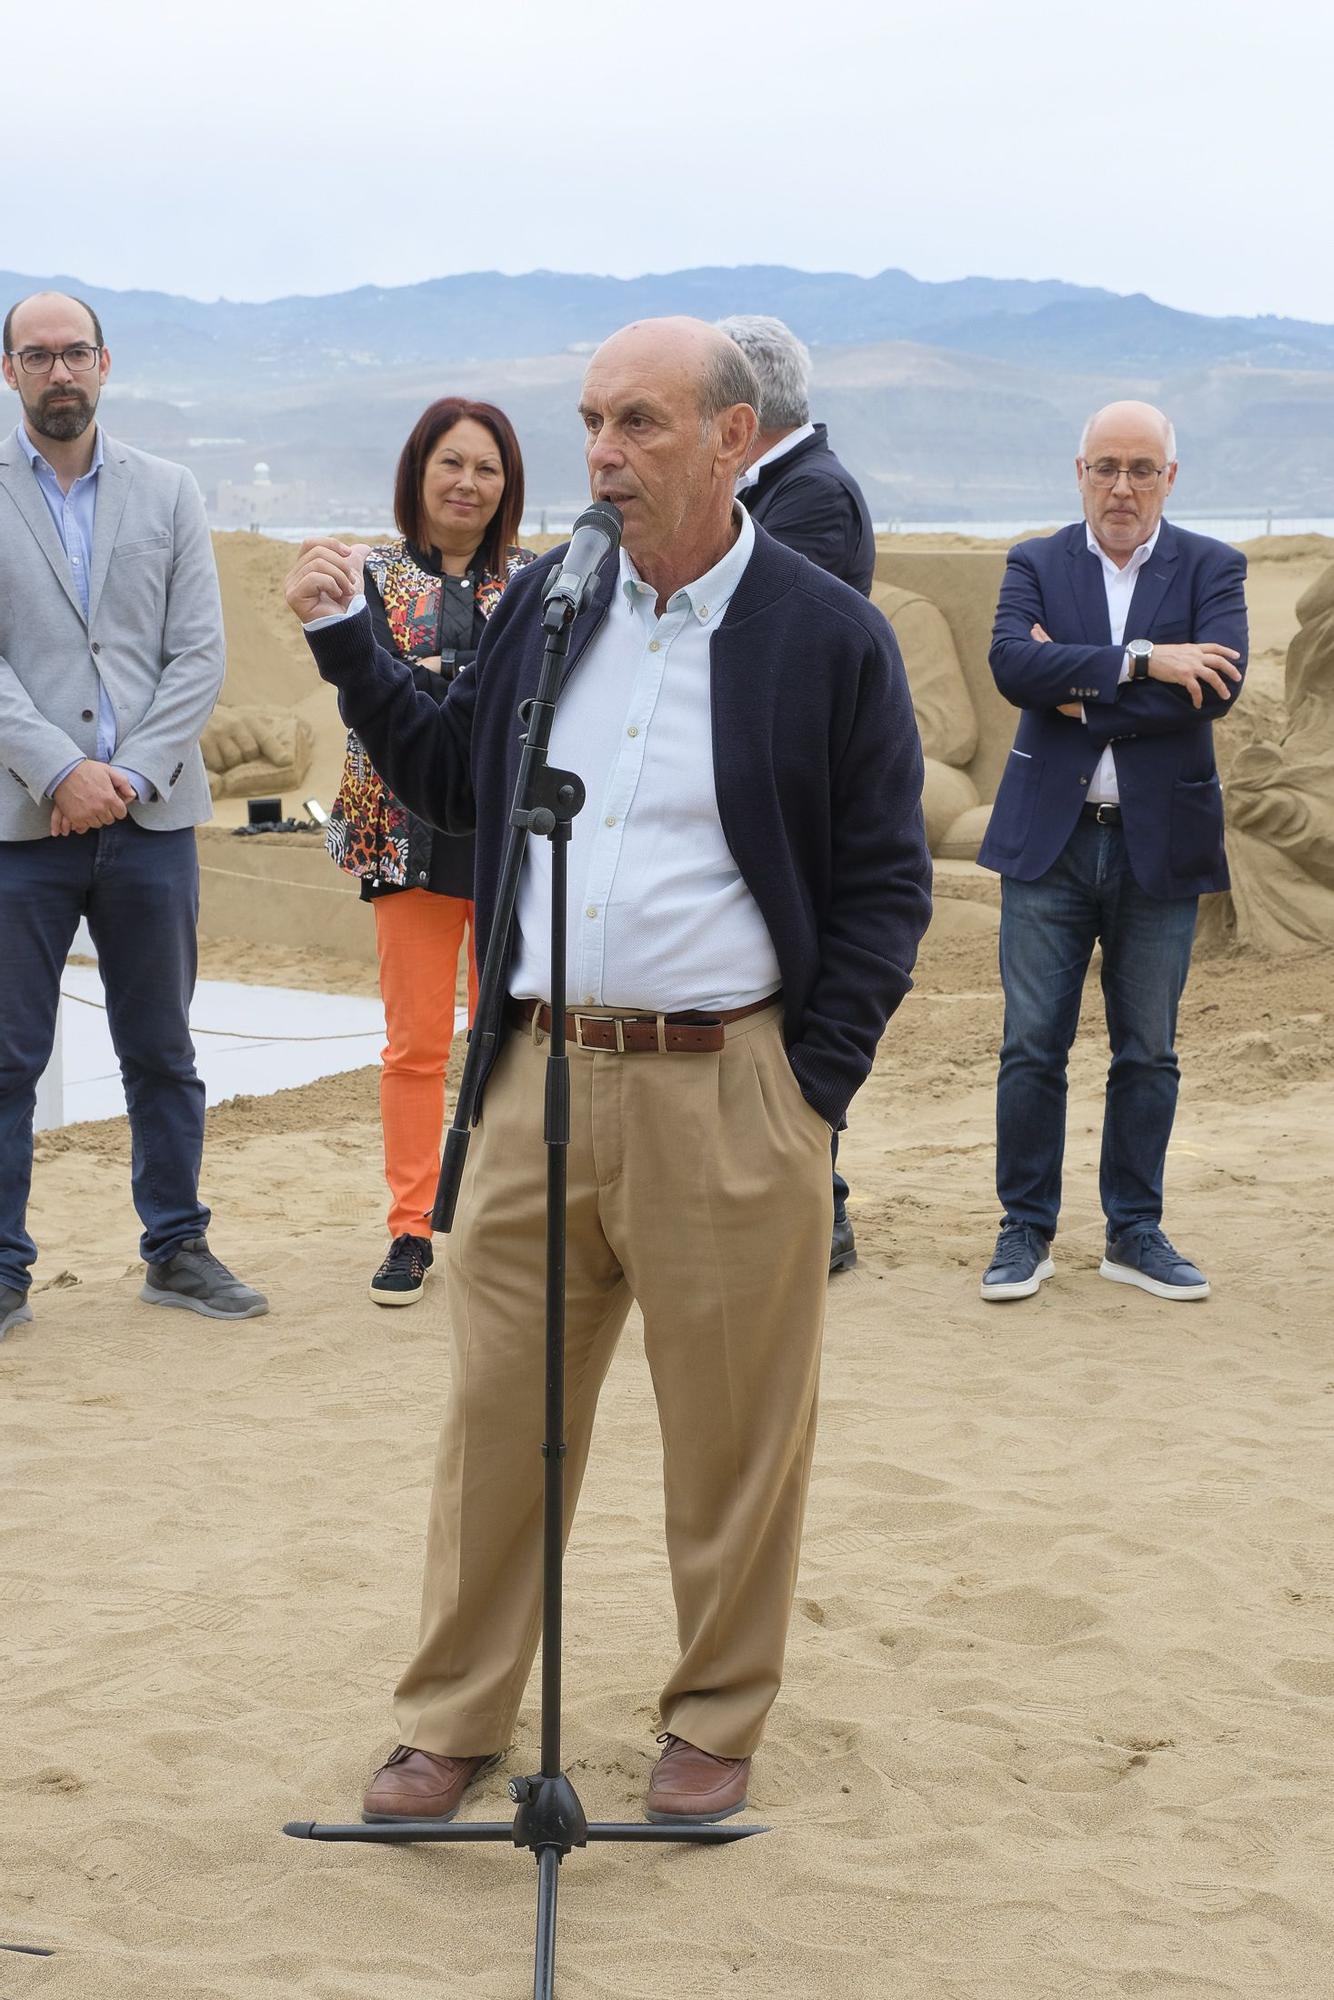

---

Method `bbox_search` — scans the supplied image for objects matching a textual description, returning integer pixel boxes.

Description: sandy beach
[3,535,1333,1999]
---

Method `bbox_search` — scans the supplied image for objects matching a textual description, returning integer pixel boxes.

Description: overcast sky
[3,0,1327,322]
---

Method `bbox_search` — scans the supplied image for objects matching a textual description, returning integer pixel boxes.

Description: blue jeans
[0,821,209,1292]
[995,816,1198,1240]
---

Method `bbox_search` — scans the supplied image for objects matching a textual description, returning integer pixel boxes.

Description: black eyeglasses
[1079,457,1169,491]
[7,344,103,376]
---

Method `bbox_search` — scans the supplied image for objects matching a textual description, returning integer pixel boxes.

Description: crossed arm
[990,543,1247,733]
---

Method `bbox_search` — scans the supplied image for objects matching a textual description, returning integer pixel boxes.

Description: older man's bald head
[587,317,760,423]
[578,316,761,598]
[1079,401,1177,464]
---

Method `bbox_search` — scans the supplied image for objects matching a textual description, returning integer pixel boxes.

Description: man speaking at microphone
[286,317,931,1826]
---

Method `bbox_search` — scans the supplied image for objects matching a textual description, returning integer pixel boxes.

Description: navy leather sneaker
[980,1222,1054,1302]
[1100,1227,1210,1301]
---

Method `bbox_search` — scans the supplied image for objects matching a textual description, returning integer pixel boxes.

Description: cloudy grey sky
[4,0,1327,321]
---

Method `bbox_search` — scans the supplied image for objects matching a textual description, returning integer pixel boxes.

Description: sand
[6,908,1333,1999]
[3,533,1332,1998]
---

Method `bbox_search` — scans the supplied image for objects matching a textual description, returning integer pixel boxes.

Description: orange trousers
[372,888,478,1240]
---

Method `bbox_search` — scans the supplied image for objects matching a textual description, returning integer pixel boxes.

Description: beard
[29,385,96,442]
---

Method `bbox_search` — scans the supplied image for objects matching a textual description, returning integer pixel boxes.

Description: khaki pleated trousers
[393,1003,833,1761]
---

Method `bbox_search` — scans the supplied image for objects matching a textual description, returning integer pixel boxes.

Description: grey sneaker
[140,1238,269,1320]
[1,1286,33,1338]
[1100,1226,1210,1301]
[981,1221,1055,1302]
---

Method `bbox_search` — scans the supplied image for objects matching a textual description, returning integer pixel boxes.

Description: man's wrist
[304,592,367,632]
[46,755,86,800]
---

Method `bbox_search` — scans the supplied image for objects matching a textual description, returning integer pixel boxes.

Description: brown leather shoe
[361,1745,502,1823]
[645,1734,751,1823]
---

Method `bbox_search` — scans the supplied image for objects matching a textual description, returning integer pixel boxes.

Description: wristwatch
[1127,639,1154,681]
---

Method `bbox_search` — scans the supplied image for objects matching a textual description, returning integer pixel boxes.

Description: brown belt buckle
[572,1012,629,1053]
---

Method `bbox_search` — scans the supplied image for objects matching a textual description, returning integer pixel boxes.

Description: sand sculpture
[871,580,990,858]
[200,705,315,800]
[1203,562,1334,953]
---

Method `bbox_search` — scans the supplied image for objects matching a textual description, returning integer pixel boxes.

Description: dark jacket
[738,424,876,596]
[978,520,1248,900]
[306,525,931,1129]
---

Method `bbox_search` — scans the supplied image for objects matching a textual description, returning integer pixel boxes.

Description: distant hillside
[4,264,1332,520]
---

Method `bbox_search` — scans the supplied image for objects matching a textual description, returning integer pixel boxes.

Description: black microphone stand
[284,540,764,1999]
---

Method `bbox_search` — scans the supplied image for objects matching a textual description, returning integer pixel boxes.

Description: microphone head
[571,499,623,552]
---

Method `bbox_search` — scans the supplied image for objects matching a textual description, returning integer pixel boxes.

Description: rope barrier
[198,860,357,896]
[57,986,382,1044]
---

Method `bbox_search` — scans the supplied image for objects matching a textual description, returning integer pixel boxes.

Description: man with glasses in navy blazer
[977,401,1247,1305]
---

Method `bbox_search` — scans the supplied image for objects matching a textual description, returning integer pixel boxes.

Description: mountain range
[3,264,1331,522]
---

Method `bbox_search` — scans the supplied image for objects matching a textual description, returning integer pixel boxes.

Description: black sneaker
[1,1285,33,1339]
[980,1221,1054,1302]
[370,1234,433,1306]
[140,1238,269,1320]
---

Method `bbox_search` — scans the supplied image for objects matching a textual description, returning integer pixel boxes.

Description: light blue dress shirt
[17,421,150,804]
[507,506,782,1010]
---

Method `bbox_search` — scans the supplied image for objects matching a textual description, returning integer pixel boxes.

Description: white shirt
[507,506,781,1011]
[735,422,817,494]
[1084,520,1160,806]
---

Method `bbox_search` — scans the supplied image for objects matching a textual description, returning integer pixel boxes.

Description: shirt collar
[18,418,104,483]
[1086,518,1161,573]
[620,505,756,624]
[737,421,817,493]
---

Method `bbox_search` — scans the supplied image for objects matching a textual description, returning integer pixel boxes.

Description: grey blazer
[0,426,224,841]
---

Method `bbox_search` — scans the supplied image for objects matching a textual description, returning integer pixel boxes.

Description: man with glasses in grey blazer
[0,290,267,1337]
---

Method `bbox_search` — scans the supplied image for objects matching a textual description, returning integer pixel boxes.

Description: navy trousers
[995,816,1198,1240]
[0,820,209,1293]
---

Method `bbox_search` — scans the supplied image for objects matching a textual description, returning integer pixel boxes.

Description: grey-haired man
[718,313,878,1272]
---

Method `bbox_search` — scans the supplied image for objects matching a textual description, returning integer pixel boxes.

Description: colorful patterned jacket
[326,539,534,892]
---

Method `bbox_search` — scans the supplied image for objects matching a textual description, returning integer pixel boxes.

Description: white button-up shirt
[508,506,782,1011]
[1084,520,1160,805]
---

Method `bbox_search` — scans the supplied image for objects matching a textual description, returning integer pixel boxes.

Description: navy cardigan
[307,525,931,1128]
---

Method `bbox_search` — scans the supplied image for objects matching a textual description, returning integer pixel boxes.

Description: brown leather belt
[511,993,780,1055]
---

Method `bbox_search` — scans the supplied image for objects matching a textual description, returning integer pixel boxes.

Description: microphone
[542,501,623,626]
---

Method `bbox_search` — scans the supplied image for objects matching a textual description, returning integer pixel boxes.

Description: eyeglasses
[7,344,102,376]
[1080,457,1169,491]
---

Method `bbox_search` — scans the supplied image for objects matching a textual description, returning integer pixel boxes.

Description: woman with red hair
[326,398,534,1304]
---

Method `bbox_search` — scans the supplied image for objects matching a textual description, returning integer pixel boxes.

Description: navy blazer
[307,525,931,1129]
[977,520,1248,899]
[739,425,876,596]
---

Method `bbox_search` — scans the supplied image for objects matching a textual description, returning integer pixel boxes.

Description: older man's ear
[717,402,759,481]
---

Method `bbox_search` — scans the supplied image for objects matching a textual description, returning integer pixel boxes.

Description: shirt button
[648,640,660,653]
[627,725,638,738]
[605,815,617,827]
[586,906,598,919]
[697,604,708,618]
